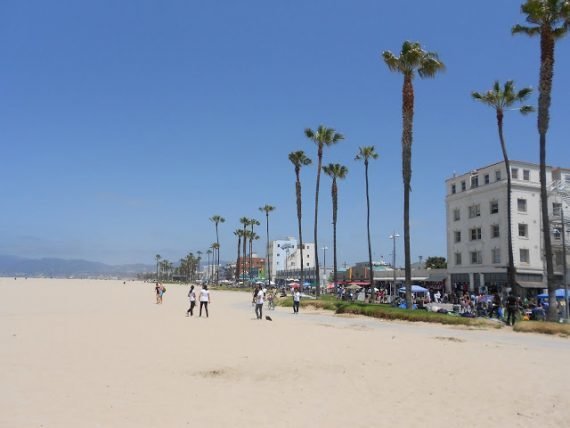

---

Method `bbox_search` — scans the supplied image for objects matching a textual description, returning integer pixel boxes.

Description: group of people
[252,285,301,319]
[154,282,211,317]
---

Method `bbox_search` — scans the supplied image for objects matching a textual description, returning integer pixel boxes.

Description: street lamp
[321,246,328,291]
[549,180,570,320]
[389,232,400,300]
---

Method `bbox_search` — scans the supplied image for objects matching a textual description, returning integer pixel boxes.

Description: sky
[1,0,569,266]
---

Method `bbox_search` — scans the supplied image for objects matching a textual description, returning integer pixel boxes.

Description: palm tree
[513,0,570,321]
[323,163,348,294]
[239,217,250,284]
[355,146,379,297]
[196,251,202,280]
[209,215,225,285]
[206,249,213,283]
[305,125,344,296]
[211,242,220,283]
[289,150,313,288]
[259,205,276,286]
[382,40,445,309]
[155,254,161,281]
[249,219,260,281]
[472,81,534,295]
[234,229,243,282]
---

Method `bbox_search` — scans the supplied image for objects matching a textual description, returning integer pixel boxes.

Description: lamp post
[561,207,568,320]
[321,246,328,292]
[389,232,400,299]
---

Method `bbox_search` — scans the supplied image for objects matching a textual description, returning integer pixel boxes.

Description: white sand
[1,277,569,428]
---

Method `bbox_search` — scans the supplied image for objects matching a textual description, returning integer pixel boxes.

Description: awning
[426,273,447,282]
[517,281,544,289]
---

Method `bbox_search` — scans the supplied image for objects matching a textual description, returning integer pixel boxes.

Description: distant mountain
[0,255,153,278]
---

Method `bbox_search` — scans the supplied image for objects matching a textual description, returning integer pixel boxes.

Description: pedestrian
[255,286,264,320]
[506,292,518,326]
[199,285,210,317]
[186,285,196,317]
[155,282,165,304]
[293,288,301,314]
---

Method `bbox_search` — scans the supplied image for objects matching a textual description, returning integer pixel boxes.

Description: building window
[495,170,501,181]
[451,184,456,194]
[517,198,527,212]
[461,181,466,191]
[553,202,562,216]
[484,174,490,185]
[520,249,530,264]
[553,228,561,241]
[523,169,530,180]
[555,251,563,265]
[471,175,479,188]
[491,224,500,238]
[490,200,499,214]
[470,227,482,241]
[518,223,528,238]
[454,231,461,243]
[453,208,460,221]
[566,174,570,184]
[512,168,519,179]
[492,248,501,264]
[470,251,482,264]
[455,252,462,265]
[468,204,481,218]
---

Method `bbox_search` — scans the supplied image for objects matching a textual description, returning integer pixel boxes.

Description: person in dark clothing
[506,292,518,326]
[489,292,502,319]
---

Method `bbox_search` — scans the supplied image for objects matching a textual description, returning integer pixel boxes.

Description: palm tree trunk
[497,111,516,295]
[236,236,241,282]
[332,179,338,294]
[265,213,270,285]
[215,225,220,285]
[314,147,322,296]
[242,225,247,284]
[402,74,414,309]
[365,160,374,299]
[539,28,556,321]
[296,174,305,286]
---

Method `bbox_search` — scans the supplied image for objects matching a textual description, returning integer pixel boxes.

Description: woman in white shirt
[199,285,210,317]
[293,289,301,314]
[186,285,196,317]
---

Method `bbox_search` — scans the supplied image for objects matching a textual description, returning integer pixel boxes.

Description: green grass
[275,297,500,328]
[513,321,570,337]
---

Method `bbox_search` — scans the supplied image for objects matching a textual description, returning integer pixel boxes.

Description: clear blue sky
[1,0,569,266]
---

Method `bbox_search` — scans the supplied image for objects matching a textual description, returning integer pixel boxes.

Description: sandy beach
[1,277,569,427]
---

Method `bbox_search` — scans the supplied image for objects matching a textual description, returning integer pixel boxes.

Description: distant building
[268,237,315,282]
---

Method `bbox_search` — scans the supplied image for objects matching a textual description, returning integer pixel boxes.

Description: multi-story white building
[268,237,316,281]
[446,160,570,296]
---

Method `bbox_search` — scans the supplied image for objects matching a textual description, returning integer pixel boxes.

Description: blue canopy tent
[399,285,428,293]
[537,289,569,300]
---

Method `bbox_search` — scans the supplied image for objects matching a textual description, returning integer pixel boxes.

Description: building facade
[446,160,570,295]
[268,237,316,282]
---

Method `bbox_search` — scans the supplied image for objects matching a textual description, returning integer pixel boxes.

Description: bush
[513,321,570,337]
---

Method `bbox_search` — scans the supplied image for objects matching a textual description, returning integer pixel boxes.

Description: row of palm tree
[153,252,202,282]
[175,1,567,316]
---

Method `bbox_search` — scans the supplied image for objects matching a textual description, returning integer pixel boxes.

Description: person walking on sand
[255,286,264,320]
[293,288,301,314]
[155,282,165,304]
[199,285,210,317]
[186,285,196,317]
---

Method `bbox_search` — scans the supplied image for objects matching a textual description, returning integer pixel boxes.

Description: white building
[446,160,570,295]
[268,237,316,281]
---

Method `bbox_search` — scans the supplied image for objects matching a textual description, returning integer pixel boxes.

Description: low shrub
[513,321,570,337]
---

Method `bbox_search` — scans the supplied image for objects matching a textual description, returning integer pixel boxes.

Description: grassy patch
[513,321,570,337]
[275,297,500,328]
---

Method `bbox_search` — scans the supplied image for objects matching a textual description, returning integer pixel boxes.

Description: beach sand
[1,277,569,427]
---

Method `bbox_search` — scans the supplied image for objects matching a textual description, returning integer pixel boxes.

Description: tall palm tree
[513,0,570,321]
[239,217,250,284]
[382,41,445,309]
[209,215,225,285]
[211,242,220,283]
[249,219,260,281]
[355,146,379,296]
[289,150,312,287]
[472,81,534,295]
[196,251,202,280]
[259,205,276,285]
[305,125,344,296]
[206,249,213,283]
[234,229,243,282]
[155,254,161,281]
[323,163,348,294]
